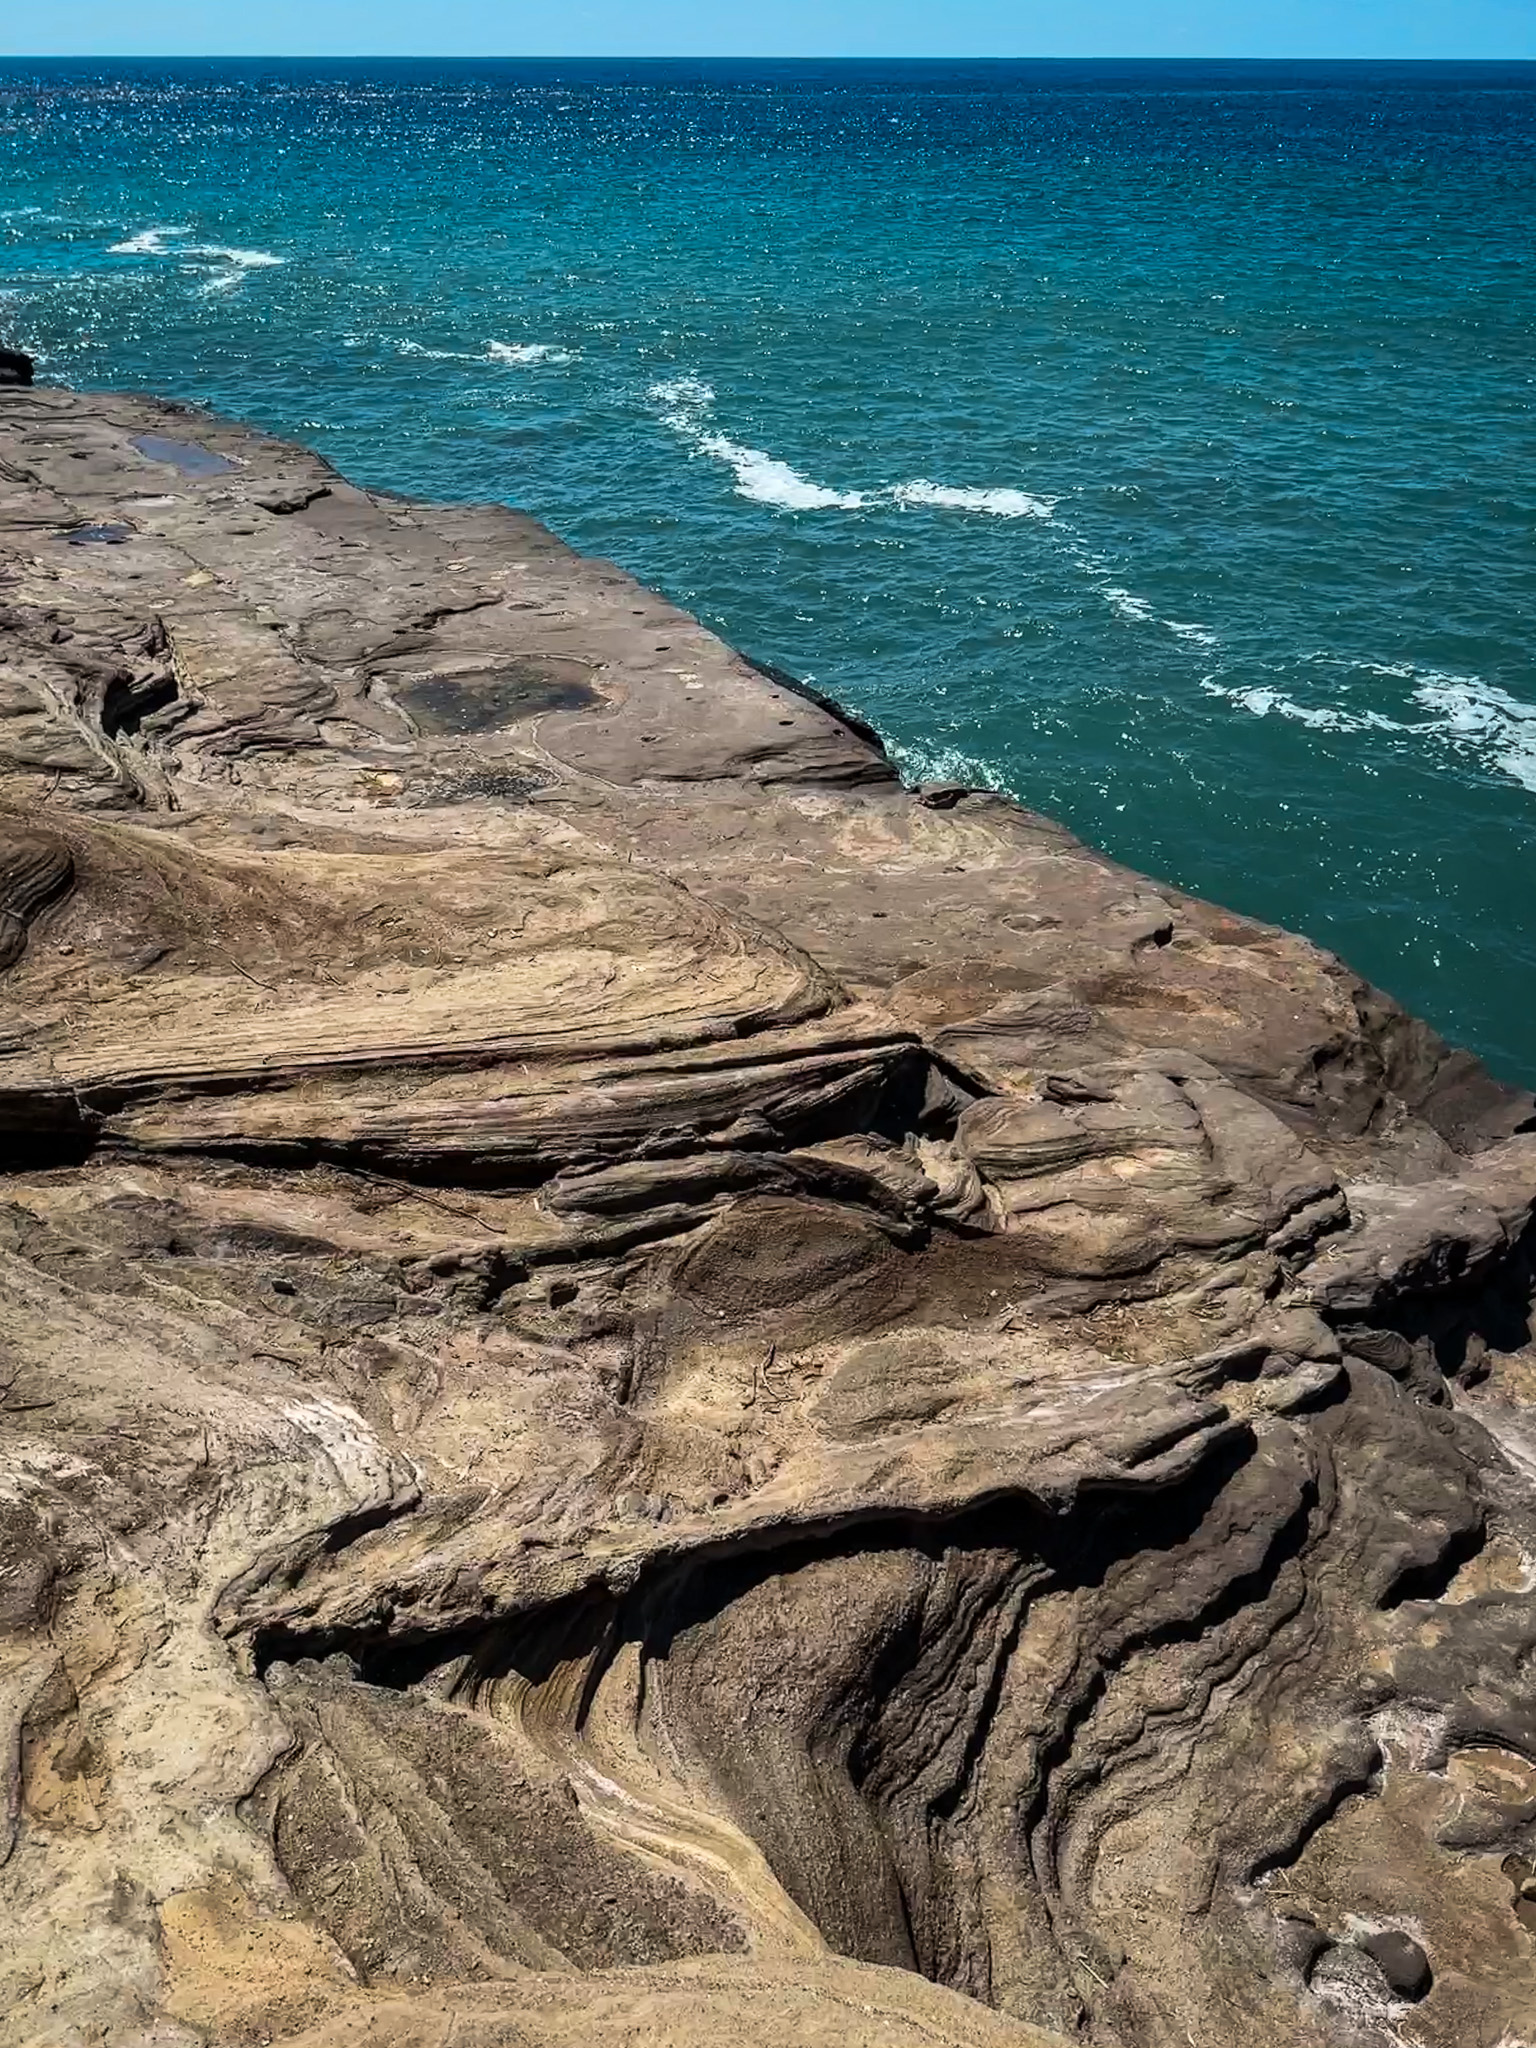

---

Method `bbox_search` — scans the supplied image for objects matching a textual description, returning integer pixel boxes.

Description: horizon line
[6,52,1536,63]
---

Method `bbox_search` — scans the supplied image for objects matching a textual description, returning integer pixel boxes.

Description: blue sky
[3,1,1534,59]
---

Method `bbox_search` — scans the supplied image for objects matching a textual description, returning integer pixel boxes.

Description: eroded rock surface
[2,383,1535,2048]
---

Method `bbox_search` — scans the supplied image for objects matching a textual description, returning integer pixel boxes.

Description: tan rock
[2,384,1535,2048]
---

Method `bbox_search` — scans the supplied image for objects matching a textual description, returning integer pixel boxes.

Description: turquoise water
[4,59,1535,1081]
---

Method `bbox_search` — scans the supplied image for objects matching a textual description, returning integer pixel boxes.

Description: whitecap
[110,228,284,288]
[649,375,715,407]
[648,376,717,432]
[1166,619,1220,648]
[892,480,1056,521]
[1330,658,1536,793]
[889,741,1013,794]
[1201,679,1405,733]
[487,340,574,366]
[397,339,482,361]
[648,380,1062,519]
[1409,674,1536,794]
[1102,586,1157,626]
[648,379,861,509]
[698,433,867,511]
[187,242,284,269]
[1206,658,1536,794]
[393,338,573,366]
[109,226,190,255]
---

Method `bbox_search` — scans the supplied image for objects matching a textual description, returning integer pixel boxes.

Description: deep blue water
[4,60,1535,1080]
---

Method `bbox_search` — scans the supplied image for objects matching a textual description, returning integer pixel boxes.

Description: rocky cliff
[2,381,1534,2048]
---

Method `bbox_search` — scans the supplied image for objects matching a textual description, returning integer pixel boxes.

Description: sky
[2,2,1535,61]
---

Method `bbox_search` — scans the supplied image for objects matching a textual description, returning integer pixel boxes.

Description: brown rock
[1360,1929,1433,2001]
[1,381,1535,2048]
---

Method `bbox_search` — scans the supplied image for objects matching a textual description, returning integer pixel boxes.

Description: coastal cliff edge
[2,381,1535,2048]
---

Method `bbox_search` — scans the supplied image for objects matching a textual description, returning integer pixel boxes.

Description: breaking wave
[699,434,867,511]
[1201,678,1405,734]
[648,377,1053,519]
[109,227,285,291]
[395,338,575,366]
[109,226,190,254]
[192,243,284,268]
[1204,658,1536,795]
[487,340,575,365]
[891,480,1056,520]
[1379,663,1536,794]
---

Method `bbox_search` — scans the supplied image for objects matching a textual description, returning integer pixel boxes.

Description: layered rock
[1,382,1534,2048]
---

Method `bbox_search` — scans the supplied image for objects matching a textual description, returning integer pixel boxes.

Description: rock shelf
[2,383,1534,2048]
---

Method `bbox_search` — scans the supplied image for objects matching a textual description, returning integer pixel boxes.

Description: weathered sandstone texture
[2,382,1535,2048]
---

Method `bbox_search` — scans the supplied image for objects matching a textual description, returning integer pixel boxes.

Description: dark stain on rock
[394,658,599,734]
[59,524,132,546]
[130,434,236,478]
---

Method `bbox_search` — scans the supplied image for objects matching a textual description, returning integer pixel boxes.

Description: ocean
[4,58,1534,1082]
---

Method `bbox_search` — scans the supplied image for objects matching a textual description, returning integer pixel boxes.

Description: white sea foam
[488,339,574,365]
[1102,586,1157,626]
[1409,673,1536,793]
[649,379,863,507]
[889,742,1014,794]
[1319,659,1536,792]
[397,339,482,361]
[1201,679,1404,733]
[1206,657,1536,796]
[699,433,867,511]
[396,338,574,366]
[649,376,716,430]
[190,242,284,268]
[1166,618,1220,648]
[109,226,190,254]
[649,378,1055,520]
[649,375,715,405]
[110,228,284,290]
[891,480,1056,520]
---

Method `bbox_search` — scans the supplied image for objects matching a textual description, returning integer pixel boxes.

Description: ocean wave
[1070,543,1219,650]
[887,740,1015,794]
[891,480,1055,520]
[1398,669,1536,794]
[1201,679,1403,733]
[650,379,864,508]
[397,340,483,361]
[649,376,716,431]
[699,433,867,511]
[488,340,574,366]
[109,227,284,279]
[395,338,574,366]
[648,378,1051,520]
[191,243,284,268]
[1101,585,1157,626]
[1201,658,1536,795]
[1309,658,1536,792]
[2,207,108,229]
[109,226,190,254]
